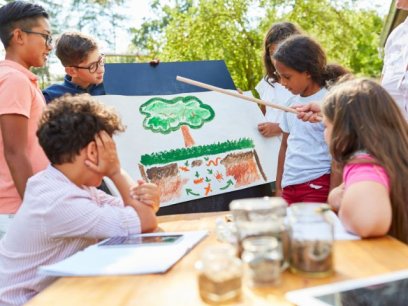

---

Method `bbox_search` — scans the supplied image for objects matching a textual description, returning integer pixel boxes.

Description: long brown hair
[262,22,301,85]
[323,78,408,243]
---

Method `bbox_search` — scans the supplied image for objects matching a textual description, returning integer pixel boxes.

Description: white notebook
[38,231,208,276]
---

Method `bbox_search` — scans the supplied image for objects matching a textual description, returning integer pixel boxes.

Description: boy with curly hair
[0,94,159,305]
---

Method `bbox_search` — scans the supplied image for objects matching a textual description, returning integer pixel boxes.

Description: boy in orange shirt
[0,1,52,237]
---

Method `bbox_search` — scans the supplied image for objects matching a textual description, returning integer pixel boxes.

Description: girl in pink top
[322,79,408,243]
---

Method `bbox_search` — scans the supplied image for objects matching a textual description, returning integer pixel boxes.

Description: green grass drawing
[140,138,255,166]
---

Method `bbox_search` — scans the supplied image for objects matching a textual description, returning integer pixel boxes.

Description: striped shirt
[0,165,141,305]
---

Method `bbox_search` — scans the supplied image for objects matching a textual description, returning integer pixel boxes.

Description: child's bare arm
[0,114,33,198]
[339,182,391,238]
[330,160,342,191]
[276,132,289,196]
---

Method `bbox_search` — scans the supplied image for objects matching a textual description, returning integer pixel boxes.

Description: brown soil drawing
[221,150,266,187]
[142,163,188,202]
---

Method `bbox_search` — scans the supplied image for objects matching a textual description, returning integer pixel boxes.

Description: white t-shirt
[382,17,408,119]
[255,79,293,124]
[279,88,331,188]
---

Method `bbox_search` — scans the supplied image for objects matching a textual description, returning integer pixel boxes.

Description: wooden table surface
[26,212,408,306]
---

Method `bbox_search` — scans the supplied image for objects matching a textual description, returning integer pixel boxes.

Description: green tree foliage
[140,96,215,147]
[265,0,384,77]
[131,0,384,90]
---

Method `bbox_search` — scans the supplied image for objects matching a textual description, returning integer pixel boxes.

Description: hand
[130,180,161,213]
[85,131,120,178]
[292,103,322,123]
[257,122,281,137]
[328,183,345,212]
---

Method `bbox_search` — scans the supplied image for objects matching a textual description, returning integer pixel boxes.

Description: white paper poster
[98,91,279,207]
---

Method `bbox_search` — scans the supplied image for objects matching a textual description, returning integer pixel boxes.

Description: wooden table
[26,212,408,306]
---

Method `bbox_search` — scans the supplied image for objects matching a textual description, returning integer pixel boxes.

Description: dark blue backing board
[104,60,236,95]
[104,60,272,215]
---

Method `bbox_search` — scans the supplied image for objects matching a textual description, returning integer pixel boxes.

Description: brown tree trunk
[181,125,195,147]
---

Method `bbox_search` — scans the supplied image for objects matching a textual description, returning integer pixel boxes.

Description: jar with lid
[229,197,289,268]
[195,245,242,304]
[288,203,334,277]
[242,236,282,287]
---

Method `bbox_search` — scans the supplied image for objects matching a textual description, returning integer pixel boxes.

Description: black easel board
[104,60,236,95]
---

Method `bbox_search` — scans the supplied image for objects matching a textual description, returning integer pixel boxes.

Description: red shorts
[282,174,330,205]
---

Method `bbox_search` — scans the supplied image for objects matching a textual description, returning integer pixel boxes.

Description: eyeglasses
[21,29,53,47]
[71,55,105,74]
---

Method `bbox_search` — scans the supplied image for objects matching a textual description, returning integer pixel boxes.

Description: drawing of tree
[140,96,215,147]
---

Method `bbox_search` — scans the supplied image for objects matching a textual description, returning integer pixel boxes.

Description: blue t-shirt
[42,75,105,104]
[279,88,331,188]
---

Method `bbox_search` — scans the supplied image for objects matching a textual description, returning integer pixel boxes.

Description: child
[322,79,408,242]
[256,22,301,138]
[0,1,52,237]
[42,32,105,103]
[0,94,159,305]
[272,35,348,204]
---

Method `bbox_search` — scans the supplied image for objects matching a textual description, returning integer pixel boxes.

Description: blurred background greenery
[0,0,389,90]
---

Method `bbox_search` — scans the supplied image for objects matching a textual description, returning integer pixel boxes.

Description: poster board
[102,61,275,213]
[98,91,279,207]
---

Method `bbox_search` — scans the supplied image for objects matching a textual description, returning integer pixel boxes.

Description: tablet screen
[316,278,408,306]
[99,234,183,247]
[286,269,408,306]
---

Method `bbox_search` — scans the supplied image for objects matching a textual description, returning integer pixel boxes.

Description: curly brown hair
[37,94,125,164]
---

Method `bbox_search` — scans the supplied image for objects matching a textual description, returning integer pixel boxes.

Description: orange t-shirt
[0,60,49,213]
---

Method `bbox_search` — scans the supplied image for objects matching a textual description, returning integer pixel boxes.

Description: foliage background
[0,0,385,90]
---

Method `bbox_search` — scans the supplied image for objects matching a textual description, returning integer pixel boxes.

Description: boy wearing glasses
[0,1,52,237]
[43,32,105,103]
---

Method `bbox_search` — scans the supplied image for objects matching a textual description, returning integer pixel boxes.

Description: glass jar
[242,236,282,287]
[195,245,242,304]
[288,203,334,277]
[229,197,289,268]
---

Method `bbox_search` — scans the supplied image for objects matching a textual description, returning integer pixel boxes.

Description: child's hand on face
[85,131,121,178]
[130,180,160,213]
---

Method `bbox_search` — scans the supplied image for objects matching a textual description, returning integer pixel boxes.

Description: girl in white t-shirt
[256,22,301,138]
[272,35,348,204]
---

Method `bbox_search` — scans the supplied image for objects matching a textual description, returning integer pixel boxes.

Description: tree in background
[131,0,384,90]
[132,0,264,90]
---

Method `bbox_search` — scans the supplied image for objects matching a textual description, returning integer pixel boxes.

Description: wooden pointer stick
[176,76,298,114]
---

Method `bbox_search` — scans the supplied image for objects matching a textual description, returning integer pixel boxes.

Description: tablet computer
[99,234,183,247]
[285,269,408,306]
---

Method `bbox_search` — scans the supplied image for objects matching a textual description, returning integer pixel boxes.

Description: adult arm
[0,114,33,198]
